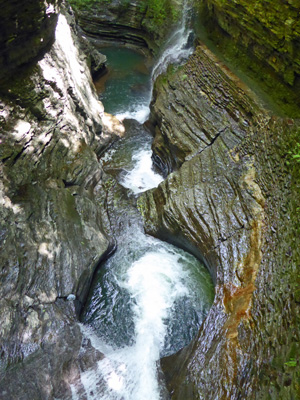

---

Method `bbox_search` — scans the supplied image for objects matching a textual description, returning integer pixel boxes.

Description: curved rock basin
[81,220,214,400]
[79,46,214,399]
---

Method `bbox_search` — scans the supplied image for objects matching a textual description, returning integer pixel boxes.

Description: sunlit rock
[0,2,119,398]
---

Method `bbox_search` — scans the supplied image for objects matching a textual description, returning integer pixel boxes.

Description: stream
[75,5,214,399]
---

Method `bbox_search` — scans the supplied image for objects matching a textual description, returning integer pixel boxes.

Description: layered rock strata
[0,4,124,398]
[70,0,180,53]
[139,45,300,398]
[197,0,300,117]
[73,1,152,49]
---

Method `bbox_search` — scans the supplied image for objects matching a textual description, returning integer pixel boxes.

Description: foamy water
[71,2,209,398]
[120,149,164,194]
[78,230,214,400]
[115,104,150,124]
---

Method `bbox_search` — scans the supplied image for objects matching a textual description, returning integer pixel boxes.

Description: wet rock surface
[0,4,123,398]
[149,44,262,174]
[139,45,300,398]
[0,304,105,400]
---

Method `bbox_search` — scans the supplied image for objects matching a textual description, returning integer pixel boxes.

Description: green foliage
[141,0,179,26]
[181,73,188,81]
[287,142,300,164]
[284,358,297,367]
[285,128,300,244]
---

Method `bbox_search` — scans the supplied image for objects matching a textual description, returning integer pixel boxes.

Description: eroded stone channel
[1,0,299,399]
[77,46,215,399]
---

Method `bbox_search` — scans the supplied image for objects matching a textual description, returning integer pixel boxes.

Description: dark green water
[94,47,151,120]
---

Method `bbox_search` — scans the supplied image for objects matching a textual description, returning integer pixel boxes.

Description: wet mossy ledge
[195,0,300,118]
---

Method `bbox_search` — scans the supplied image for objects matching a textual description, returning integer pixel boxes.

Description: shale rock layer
[70,0,180,53]
[197,0,300,117]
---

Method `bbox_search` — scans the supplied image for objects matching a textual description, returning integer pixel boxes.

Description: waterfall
[119,147,164,194]
[151,0,194,82]
[117,0,194,190]
[76,226,214,400]
[105,0,193,124]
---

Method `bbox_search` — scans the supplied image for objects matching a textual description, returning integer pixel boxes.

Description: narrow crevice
[196,126,228,155]
[75,240,117,320]
[213,224,245,249]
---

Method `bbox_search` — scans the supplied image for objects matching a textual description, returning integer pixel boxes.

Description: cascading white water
[76,226,214,400]
[115,106,151,125]
[151,0,194,81]
[94,0,194,196]
[72,2,211,399]
[113,0,194,193]
[97,0,193,126]
[100,120,164,194]
[119,148,164,194]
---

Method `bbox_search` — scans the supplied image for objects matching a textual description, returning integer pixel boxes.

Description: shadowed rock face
[0,0,61,81]
[70,0,181,53]
[139,45,300,398]
[0,4,123,398]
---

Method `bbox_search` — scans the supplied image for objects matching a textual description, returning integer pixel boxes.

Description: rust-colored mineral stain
[211,162,265,395]
[223,282,255,332]
[224,218,263,338]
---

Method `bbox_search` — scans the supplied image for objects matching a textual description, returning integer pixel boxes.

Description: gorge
[0,0,300,399]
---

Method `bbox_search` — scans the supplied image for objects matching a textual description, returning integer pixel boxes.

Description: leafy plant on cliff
[140,0,179,26]
[287,142,300,164]
[284,358,297,368]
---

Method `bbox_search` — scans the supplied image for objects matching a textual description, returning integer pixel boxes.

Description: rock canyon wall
[0,2,124,398]
[0,0,299,399]
[139,43,300,399]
